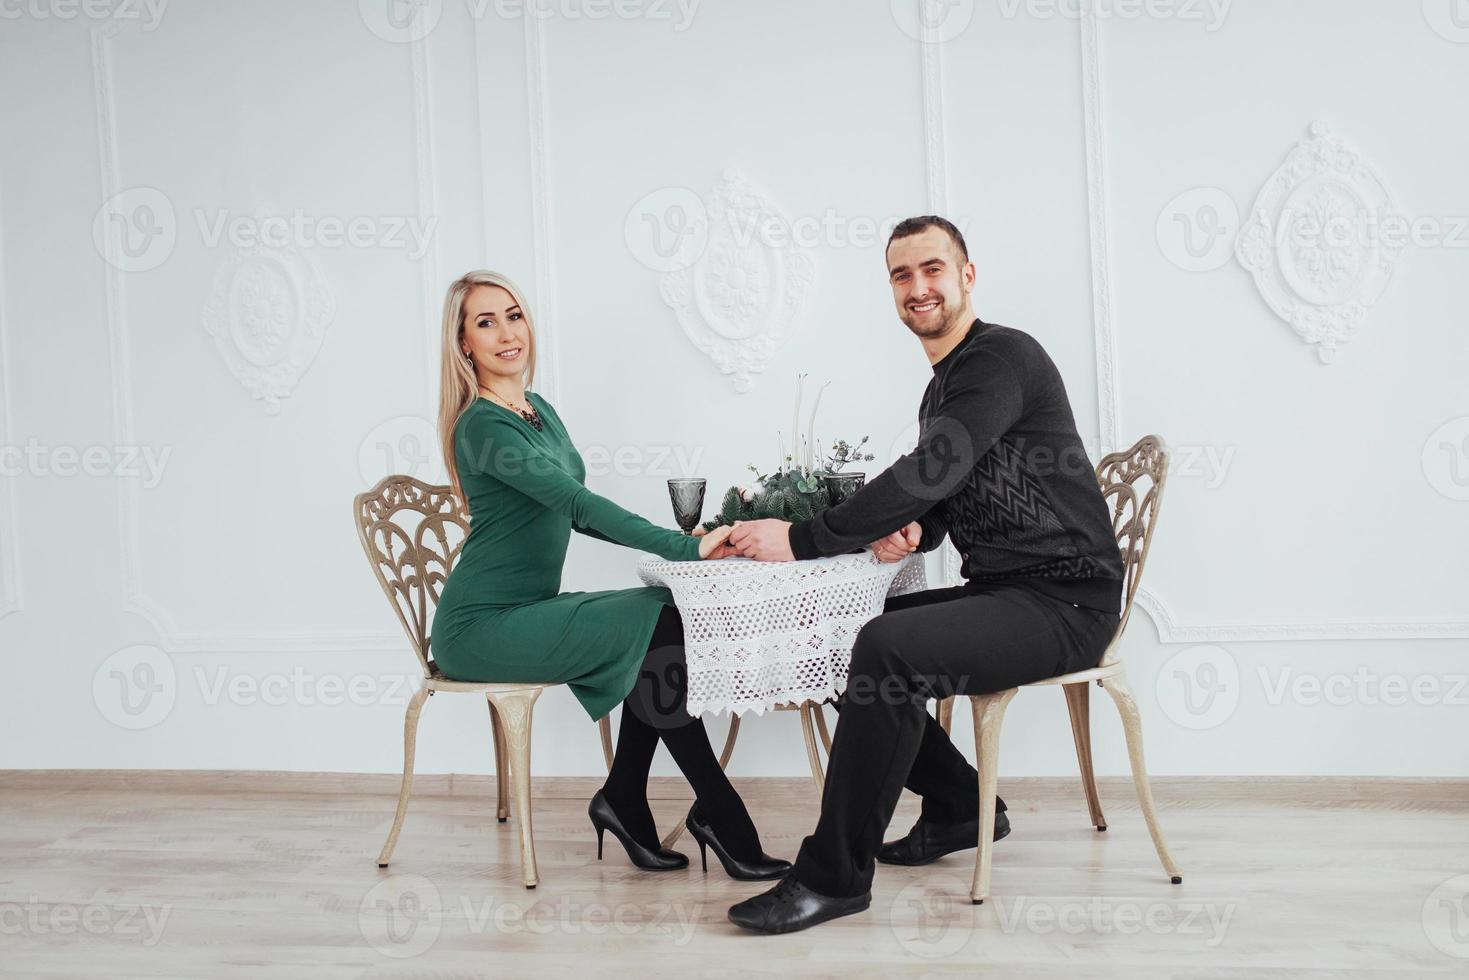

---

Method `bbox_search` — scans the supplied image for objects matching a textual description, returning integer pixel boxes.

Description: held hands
[728,519,795,562]
[870,521,922,563]
[694,524,739,560]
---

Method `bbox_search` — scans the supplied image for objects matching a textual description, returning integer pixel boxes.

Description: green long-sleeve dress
[431,392,702,720]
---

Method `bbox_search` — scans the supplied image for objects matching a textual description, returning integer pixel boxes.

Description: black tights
[599,606,763,859]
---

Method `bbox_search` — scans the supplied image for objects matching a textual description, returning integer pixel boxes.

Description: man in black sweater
[726,216,1125,934]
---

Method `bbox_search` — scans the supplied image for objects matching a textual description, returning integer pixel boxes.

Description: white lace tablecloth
[637,551,928,716]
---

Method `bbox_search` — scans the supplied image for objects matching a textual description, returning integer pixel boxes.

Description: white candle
[806,380,829,474]
[789,374,805,475]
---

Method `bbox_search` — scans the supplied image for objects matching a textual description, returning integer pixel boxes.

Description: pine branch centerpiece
[702,375,876,531]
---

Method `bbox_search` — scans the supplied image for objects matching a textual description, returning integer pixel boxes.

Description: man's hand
[870,521,922,563]
[728,519,795,562]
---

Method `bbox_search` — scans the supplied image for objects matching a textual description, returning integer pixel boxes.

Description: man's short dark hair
[886,215,968,264]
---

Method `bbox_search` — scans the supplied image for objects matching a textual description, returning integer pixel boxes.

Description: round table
[637,550,928,813]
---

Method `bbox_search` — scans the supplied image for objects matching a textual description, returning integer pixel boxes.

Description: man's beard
[901,296,963,339]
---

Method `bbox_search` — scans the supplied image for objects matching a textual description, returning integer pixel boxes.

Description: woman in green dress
[432,270,789,881]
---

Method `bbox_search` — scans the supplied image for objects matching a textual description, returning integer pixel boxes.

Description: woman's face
[460,284,530,383]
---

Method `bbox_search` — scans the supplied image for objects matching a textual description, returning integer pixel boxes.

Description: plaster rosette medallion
[659,169,816,392]
[1235,121,1403,364]
[202,233,336,414]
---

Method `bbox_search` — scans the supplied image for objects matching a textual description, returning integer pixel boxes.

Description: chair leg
[813,701,833,756]
[968,688,1017,905]
[937,695,954,735]
[1064,682,1108,831]
[661,712,742,850]
[486,687,544,889]
[1100,672,1183,885]
[718,712,741,768]
[487,698,509,823]
[799,701,826,793]
[377,684,431,868]
[598,714,614,773]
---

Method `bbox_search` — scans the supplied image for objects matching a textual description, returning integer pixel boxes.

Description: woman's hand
[697,524,738,560]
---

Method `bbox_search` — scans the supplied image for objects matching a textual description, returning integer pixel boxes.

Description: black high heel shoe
[685,805,791,881]
[588,791,688,871]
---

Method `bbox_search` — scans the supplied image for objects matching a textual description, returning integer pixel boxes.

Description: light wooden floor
[2,771,1467,978]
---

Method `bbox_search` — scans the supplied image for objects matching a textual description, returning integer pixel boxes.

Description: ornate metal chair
[935,434,1183,903]
[353,474,614,889]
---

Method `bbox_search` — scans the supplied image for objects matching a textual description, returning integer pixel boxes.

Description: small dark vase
[824,471,866,508]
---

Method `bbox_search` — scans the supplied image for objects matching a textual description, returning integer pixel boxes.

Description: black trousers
[790,581,1120,898]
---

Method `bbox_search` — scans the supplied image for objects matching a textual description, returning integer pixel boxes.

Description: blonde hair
[438,270,539,502]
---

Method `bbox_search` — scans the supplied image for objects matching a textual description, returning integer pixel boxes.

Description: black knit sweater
[788,318,1125,613]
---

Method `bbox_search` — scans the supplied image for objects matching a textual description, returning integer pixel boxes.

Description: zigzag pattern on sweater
[968,555,1108,582]
[946,436,1065,548]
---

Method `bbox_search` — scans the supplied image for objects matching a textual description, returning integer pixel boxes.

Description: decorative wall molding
[412,35,444,413]
[0,166,21,620]
[200,234,336,415]
[921,28,949,217]
[1235,120,1402,365]
[917,24,963,590]
[522,12,561,404]
[1079,8,1122,454]
[1133,590,1469,643]
[91,27,408,652]
[1074,13,1466,642]
[657,169,816,394]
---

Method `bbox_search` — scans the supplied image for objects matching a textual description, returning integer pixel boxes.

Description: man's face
[886,226,974,339]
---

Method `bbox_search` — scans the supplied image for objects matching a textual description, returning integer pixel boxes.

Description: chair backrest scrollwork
[352,475,468,677]
[1094,435,1168,664]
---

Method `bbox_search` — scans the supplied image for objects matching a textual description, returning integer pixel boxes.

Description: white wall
[1,0,1465,779]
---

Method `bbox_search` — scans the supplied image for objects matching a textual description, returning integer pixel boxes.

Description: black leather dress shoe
[728,876,871,934]
[876,809,1011,866]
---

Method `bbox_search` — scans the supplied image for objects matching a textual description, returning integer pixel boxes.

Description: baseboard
[1,770,1465,809]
